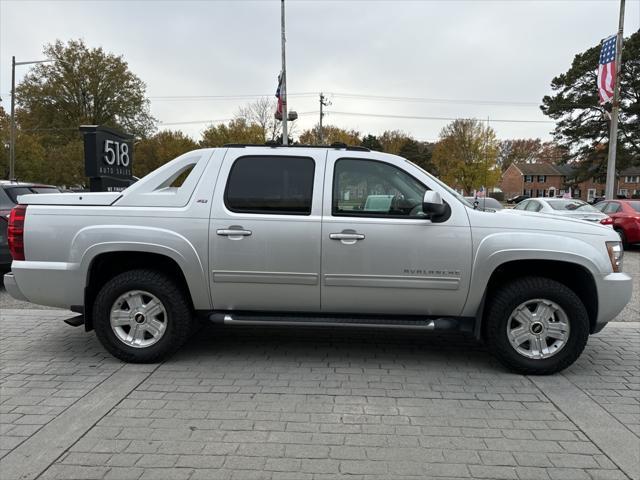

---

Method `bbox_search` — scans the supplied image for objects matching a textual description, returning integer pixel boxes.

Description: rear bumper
[3,272,29,301]
[594,271,633,331]
[5,261,83,308]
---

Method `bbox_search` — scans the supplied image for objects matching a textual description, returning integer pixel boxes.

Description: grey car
[511,198,610,224]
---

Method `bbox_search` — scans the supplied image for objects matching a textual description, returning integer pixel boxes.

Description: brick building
[500,163,566,200]
[618,166,640,198]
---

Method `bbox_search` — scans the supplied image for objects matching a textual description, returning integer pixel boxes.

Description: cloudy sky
[1,0,639,143]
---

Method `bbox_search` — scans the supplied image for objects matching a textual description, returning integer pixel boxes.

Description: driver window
[333,158,427,218]
[525,201,541,212]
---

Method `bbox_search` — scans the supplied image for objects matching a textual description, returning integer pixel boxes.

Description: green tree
[16,39,156,140]
[200,118,264,147]
[541,31,640,168]
[399,139,436,174]
[361,134,383,151]
[432,119,501,194]
[298,125,361,145]
[135,130,198,177]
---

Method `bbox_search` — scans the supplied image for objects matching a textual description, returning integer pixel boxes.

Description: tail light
[600,217,613,225]
[8,204,27,261]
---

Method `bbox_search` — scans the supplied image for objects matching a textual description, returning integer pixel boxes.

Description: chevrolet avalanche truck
[4,145,633,374]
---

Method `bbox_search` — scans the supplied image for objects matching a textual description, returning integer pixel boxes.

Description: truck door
[209,149,324,312]
[321,151,472,316]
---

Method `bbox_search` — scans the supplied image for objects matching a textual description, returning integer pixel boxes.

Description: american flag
[275,72,284,119]
[597,35,617,105]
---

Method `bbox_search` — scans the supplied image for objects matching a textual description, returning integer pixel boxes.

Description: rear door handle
[329,233,365,240]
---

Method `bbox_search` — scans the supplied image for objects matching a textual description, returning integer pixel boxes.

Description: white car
[511,198,610,224]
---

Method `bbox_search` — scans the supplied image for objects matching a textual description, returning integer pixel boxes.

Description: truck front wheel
[93,269,193,363]
[484,276,589,375]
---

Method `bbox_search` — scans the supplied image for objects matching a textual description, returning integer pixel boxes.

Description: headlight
[606,241,623,272]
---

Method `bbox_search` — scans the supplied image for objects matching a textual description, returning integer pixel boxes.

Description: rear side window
[225,156,315,215]
[4,187,33,203]
[30,187,60,194]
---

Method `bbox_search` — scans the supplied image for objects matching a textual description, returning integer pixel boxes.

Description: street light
[9,57,55,181]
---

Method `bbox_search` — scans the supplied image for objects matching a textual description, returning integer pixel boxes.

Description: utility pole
[280,0,288,145]
[318,93,330,144]
[10,56,16,181]
[605,0,625,200]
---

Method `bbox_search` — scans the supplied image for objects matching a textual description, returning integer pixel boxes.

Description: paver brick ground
[1,308,638,480]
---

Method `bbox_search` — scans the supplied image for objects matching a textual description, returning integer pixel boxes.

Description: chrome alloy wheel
[110,290,167,348]
[506,298,570,359]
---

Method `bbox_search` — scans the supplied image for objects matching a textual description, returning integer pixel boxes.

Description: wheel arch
[474,259,599,338]
[82,248,208,331]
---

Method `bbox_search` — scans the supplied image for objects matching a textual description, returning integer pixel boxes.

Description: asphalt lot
[0,249,638,480]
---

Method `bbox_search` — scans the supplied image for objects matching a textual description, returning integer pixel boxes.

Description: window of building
[618,189,628,198]
[224,156,315,215]
[536,189,545,197]
[333,158,427,218]
[624,176,640,183]
[524,175,533,183]
[537,175,546,183]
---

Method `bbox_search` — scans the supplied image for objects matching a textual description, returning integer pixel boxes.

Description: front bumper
[594,271,633,331]
[3,272,29,301]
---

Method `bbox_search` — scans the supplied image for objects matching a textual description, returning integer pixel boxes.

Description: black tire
[93,269,193,363]
[484,276,589,375]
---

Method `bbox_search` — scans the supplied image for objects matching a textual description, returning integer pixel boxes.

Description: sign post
[79,125,135,192]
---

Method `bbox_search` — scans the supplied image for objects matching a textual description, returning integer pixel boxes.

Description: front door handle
[217,227,252,237]
[329,233,365,240]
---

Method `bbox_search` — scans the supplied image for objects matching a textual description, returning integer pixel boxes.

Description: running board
[209,312,474,332]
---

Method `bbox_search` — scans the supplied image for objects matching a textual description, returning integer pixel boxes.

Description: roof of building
[620,166,640,176]
[514,163,565,176]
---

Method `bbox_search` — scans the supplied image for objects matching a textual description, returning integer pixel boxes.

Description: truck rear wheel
[484,276,589,375]
[93,269,193,363]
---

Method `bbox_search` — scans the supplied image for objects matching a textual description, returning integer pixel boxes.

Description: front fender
[462,231,607,318]
[74,224,211,310]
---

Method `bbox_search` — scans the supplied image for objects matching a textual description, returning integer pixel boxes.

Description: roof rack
[223,142,370,152]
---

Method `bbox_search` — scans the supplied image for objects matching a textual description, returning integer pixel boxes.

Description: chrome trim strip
[323,274,460,290]
[213,271,319,285]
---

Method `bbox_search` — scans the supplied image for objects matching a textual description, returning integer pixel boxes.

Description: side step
[63,315,85,327]
[209,312,474,333]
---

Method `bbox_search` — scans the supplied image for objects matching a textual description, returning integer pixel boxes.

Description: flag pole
[604,0,625,200]
[280,0,288,145]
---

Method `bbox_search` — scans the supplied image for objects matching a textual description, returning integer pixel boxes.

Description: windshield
[629,201,640,213]
[546,200,599,212]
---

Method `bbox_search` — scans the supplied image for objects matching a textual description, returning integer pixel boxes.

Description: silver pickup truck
[4,145,632,374]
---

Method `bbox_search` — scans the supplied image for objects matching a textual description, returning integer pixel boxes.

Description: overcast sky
[1,0,639,143]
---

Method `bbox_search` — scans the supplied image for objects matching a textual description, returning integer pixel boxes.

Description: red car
[594,200,640,247]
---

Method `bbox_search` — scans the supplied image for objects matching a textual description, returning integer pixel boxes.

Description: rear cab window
[224,156,315,215]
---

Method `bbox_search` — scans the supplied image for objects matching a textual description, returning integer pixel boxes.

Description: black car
[507,194,530,204]
[0,181,60,269]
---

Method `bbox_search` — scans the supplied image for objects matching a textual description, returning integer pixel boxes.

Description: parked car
[594,200,640,247]
[507,194,530,204]
[3,145,631,374]
[0,181,60,269]
[464,196,504,211]
[510,198,610,224]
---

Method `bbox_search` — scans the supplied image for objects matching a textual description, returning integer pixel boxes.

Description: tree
[432,119,501,194]
[541,31,640,168]
[16,39,155,140]
[379,130,410,154]
[134,130,198,177]
[361,134,383,151]
[236,97,281,142]
[399,139,436,174]
[498,139,543,171]
[200,118,264,147]
[298,125,361,145]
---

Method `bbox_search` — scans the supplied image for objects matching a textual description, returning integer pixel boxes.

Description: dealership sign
[80,125,135,191]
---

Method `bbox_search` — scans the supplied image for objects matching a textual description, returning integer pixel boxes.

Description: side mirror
[422,191,451,223]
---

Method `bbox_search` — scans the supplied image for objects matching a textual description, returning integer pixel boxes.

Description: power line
[327,110,555,124]
[327,92,541,107]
